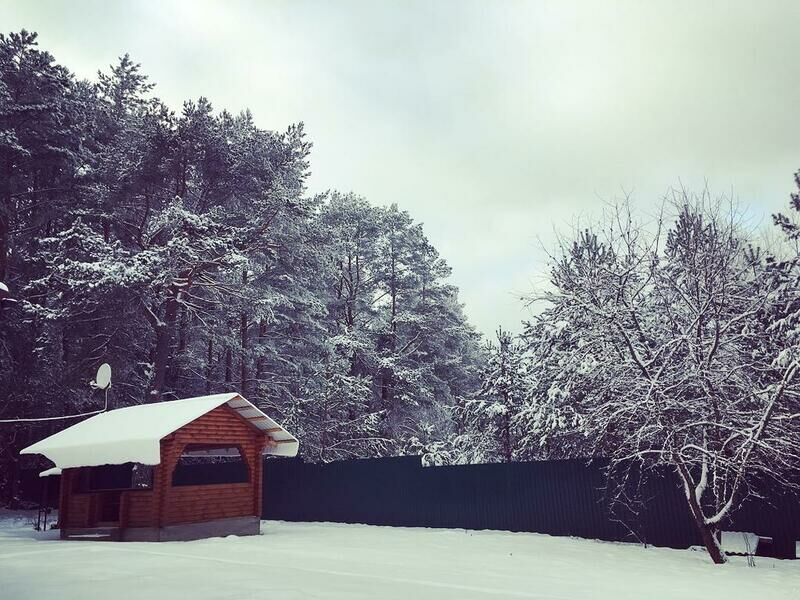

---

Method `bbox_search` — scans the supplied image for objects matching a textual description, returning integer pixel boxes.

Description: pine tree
[463,328,526,462]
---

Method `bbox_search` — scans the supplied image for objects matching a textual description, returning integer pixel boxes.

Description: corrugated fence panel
[260,456,799,555]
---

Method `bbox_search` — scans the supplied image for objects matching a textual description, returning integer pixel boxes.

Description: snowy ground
[1,513,798,600]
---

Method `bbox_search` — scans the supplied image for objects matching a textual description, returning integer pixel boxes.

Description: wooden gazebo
[21,393,298,541]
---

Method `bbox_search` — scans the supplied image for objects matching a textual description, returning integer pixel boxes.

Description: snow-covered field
[1,513,798,600]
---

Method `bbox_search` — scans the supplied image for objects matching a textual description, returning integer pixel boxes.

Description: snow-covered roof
[20,393,299,469]
[39,467,62,478]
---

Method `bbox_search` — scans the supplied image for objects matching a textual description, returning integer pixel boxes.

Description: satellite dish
[91,363,112,390]
[0,281,13,304]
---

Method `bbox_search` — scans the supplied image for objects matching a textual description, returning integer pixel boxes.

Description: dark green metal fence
[261,456,799,557]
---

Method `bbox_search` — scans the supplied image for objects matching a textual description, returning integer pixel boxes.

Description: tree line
[0,31,484,496]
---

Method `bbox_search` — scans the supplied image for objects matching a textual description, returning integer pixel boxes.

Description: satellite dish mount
[90,363,112,411]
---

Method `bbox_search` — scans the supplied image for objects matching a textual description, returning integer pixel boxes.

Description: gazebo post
[58,470,70,539]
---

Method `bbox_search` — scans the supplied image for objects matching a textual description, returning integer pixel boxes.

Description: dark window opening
[171,444,250,486]
[74,463,154,492]
[99,491,121,522]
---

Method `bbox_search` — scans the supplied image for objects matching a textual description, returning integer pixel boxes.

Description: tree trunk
[0,156,12,282]
[688,501,725,564]
[240,270,248,395]
[675,459,726,564]
[256,319,267,380]
[0,210,8,283]
[499,333,512,462]
[501,408,512,463]
[148,295,179,403]
[205,337,213,394]
[381,251,398,410]
[178,305,188,353]
[240,311,248,395]
[320,373,330,463]
[225,345,233,383]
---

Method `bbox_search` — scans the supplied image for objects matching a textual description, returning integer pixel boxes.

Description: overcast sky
[2,0,799,336]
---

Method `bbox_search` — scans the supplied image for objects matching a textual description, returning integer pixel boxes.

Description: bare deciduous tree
[524,191,800,563]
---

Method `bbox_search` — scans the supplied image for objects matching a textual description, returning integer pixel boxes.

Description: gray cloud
[3,0,799,334]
